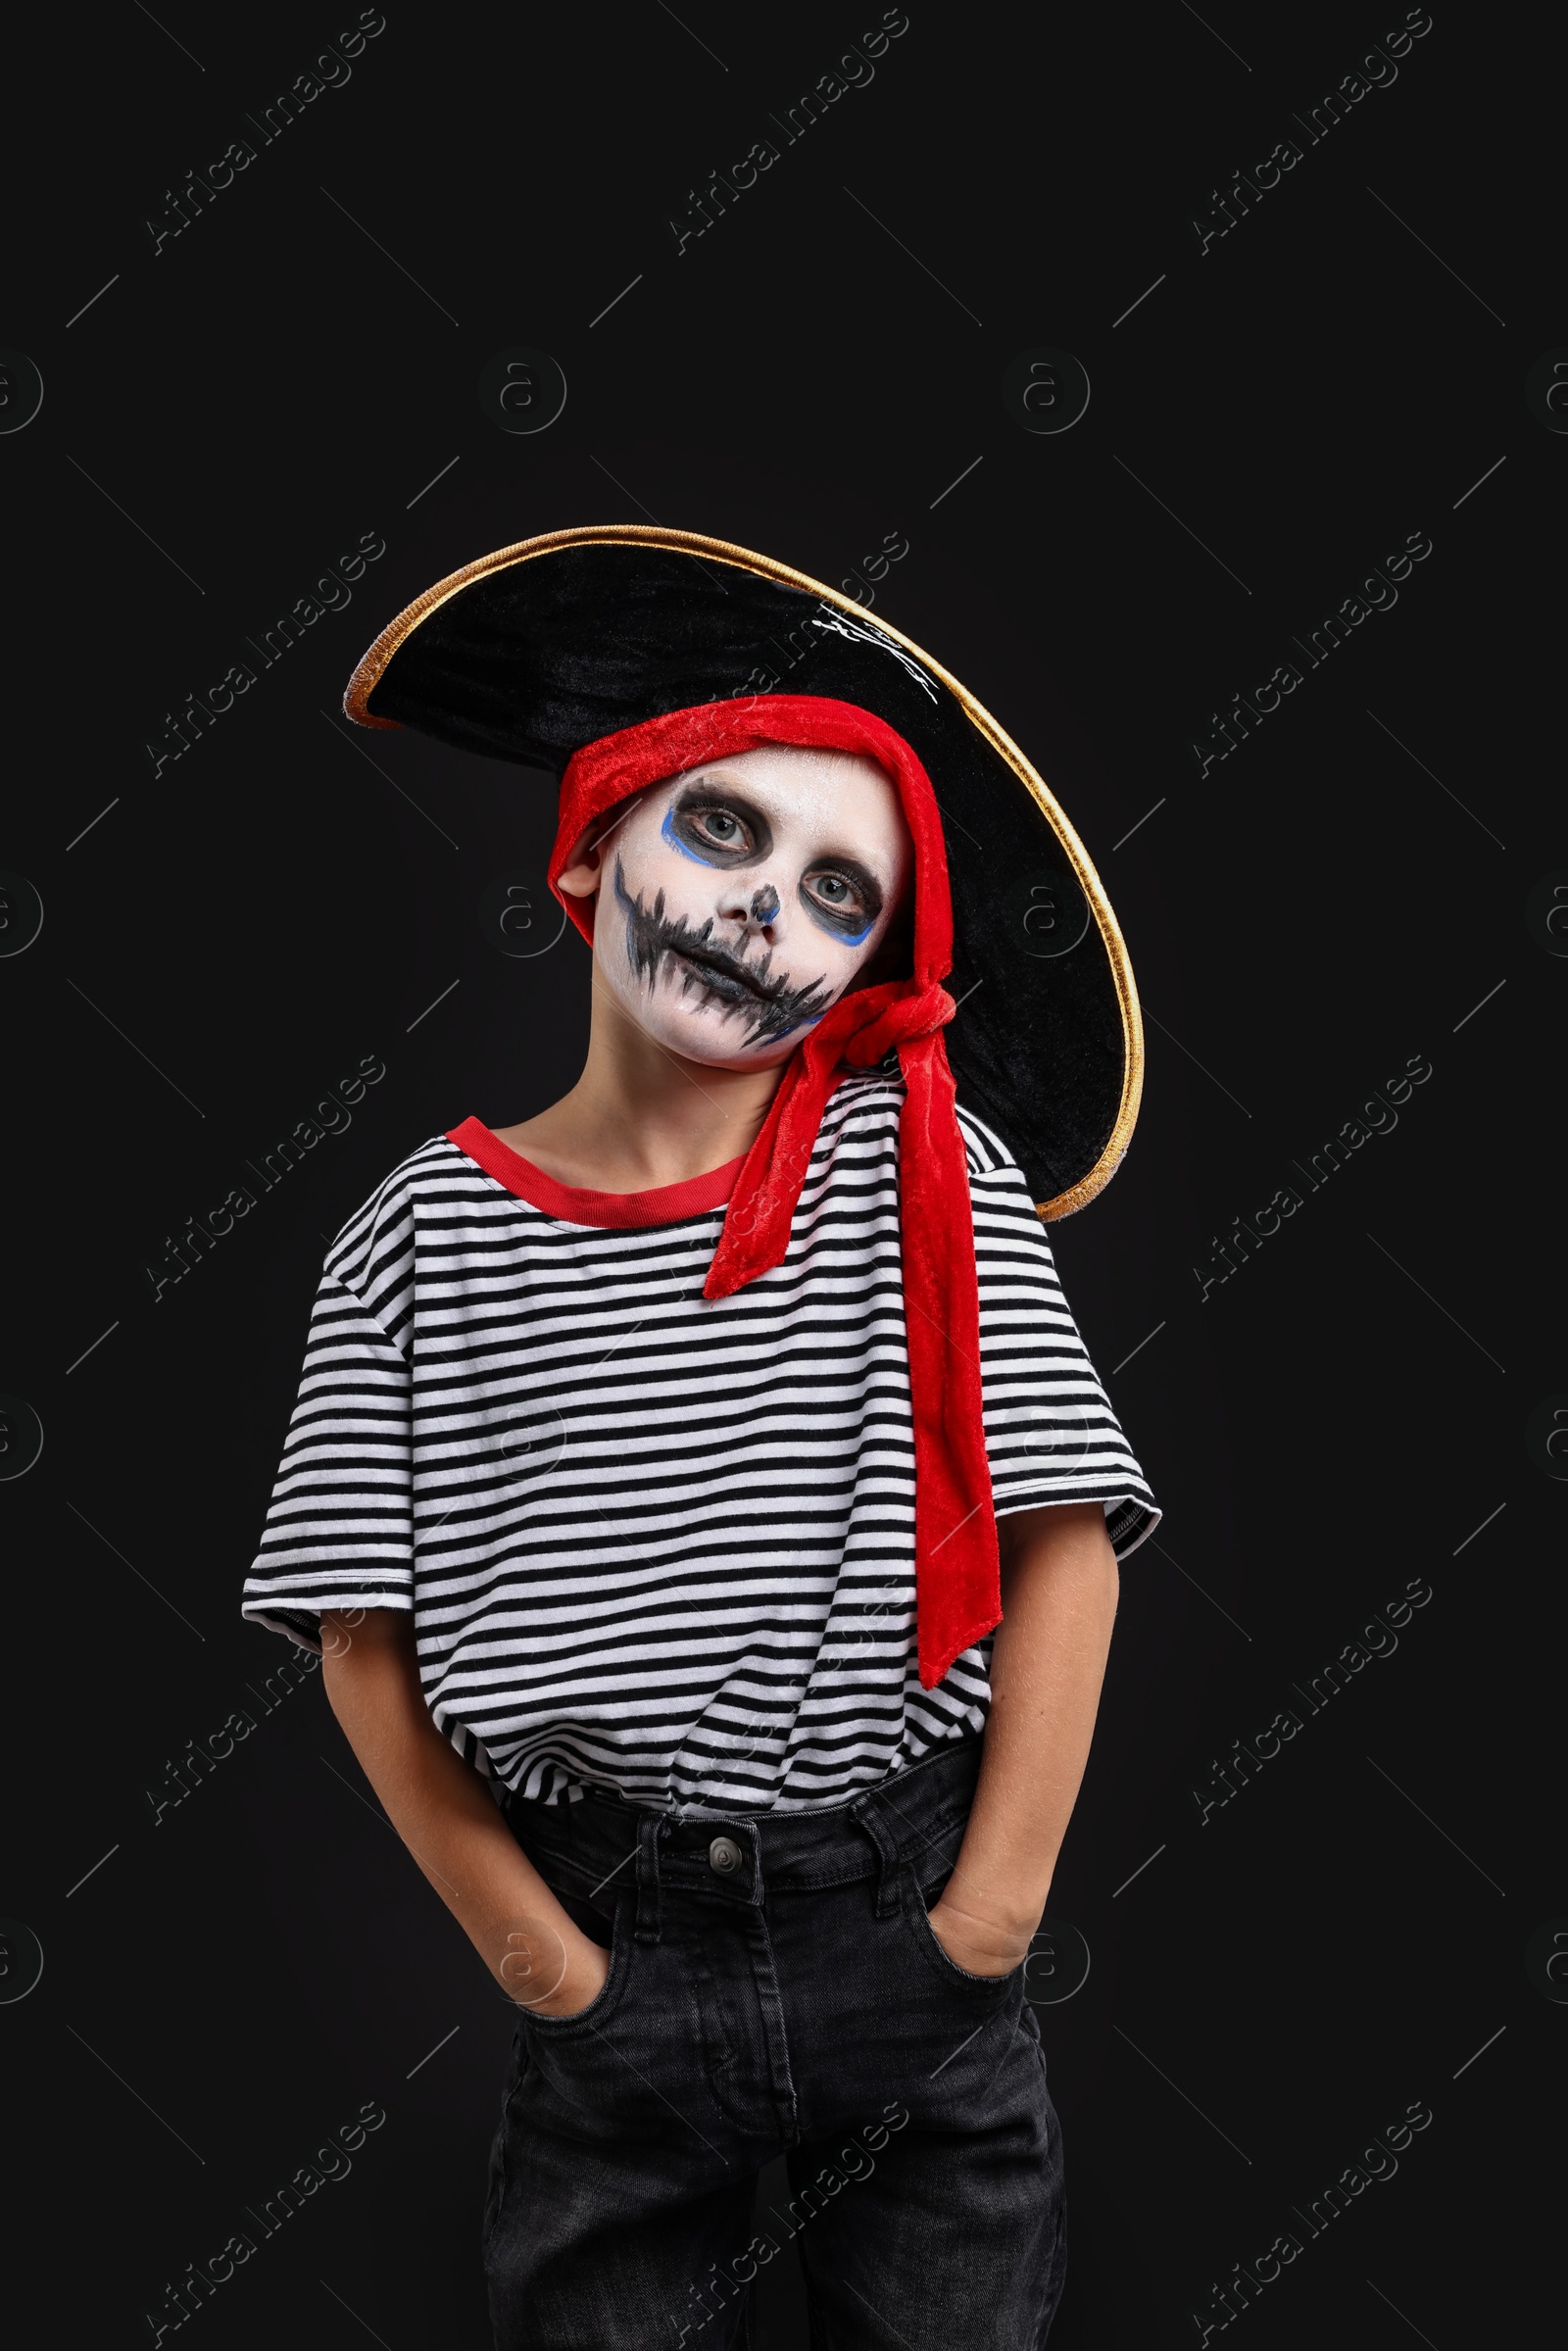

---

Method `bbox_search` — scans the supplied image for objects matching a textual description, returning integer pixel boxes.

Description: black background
[1,2,1557,2344]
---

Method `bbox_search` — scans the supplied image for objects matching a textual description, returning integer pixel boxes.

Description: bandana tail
[897,1031,1002,1689]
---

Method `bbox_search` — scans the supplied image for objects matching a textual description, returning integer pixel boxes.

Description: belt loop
[848,1790,904,1919]
[634,1813,664,1944]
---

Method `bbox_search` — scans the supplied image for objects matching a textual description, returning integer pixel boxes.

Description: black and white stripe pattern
[242,1076,1156,1814]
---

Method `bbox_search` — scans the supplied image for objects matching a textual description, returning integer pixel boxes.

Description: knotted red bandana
[548,694,1001,1690]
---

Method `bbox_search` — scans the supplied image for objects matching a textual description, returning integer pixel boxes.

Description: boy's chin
[617,990,807,1073]
[647,1013,803,1073]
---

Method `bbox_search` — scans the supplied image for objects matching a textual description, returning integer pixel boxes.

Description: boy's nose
[724,882,781,936]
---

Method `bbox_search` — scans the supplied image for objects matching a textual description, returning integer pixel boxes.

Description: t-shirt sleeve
[241,1267,415,1650]
[963,1110,1160,1558]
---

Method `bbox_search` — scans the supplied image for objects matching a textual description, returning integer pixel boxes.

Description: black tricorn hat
[345,524,1143,1219]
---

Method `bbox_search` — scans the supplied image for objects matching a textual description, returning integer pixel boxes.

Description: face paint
[612,860,835,1048]
[580,743,913,1071]
[661,804,720,865]
[802,871,875,948]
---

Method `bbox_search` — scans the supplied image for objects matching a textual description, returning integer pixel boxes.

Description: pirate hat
[345,524,1142,1219]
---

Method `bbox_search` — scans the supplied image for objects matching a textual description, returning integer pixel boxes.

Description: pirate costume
[242,528,1158,2350]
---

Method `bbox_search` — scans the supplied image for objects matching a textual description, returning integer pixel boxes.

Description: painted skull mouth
[613,860,836,1048]
[669,941,770,999]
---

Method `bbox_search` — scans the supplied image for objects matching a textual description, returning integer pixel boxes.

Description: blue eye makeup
[662,805,720,864]
[663,789,766,865]
[800,861,882,944]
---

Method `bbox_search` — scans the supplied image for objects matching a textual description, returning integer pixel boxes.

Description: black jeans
[484,1736,1066,2349]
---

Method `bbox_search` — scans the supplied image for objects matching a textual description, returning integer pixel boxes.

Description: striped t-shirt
[242,1074,1157,1814]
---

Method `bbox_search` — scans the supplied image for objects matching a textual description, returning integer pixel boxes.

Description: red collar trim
[446,1117,745,1228]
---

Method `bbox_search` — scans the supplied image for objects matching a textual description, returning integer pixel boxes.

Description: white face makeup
[564,744,912,1069]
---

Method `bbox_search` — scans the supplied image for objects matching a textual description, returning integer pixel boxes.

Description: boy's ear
[556,790,647,900]
[555,821,603,901]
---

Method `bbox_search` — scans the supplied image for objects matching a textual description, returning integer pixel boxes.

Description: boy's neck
[492,983,788,1194]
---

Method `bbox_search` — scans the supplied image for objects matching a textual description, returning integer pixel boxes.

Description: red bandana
[548,694,1001,1690]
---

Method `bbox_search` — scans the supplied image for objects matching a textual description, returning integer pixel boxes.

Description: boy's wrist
[925,1891,1038,1978]
[932,1875,1050,1950]
[493,1915,570,2006]
[488,1913,609,2016]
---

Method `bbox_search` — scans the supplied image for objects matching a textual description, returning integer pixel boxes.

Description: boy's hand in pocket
[500,1919,612,2016]
[925,1893,1033,1979]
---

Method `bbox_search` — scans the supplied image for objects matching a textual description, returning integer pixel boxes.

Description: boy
[243,527,1157,2348]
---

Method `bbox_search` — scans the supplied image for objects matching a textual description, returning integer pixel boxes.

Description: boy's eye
[666,784,770,865]
[679,805,755,855]
[803,868,873,931]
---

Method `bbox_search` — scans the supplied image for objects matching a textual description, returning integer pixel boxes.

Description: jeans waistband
[504,1736,982,1945]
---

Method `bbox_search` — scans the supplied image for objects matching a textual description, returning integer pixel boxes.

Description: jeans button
[708,1836,744,1876]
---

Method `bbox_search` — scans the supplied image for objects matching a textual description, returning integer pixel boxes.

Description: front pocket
[906,1885,1025,1994]
[514,1910,730,2149]
[519,1897,633,2038]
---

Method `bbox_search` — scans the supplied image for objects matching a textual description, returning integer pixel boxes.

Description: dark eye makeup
[662,779,885,945]
[801,859,882,941]
[665,785,772,864]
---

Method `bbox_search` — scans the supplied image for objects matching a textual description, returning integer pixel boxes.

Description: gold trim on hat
[343,523,1143,1221]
